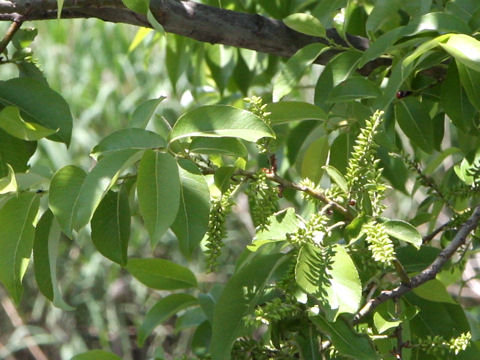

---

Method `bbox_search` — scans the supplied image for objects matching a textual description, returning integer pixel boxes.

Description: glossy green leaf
[130,97,166,129]
[33,210,74,310]
[413,279,457,304]
[0,77,72,145]
[441,62,476,132]
[395,97,434,153]
[189,137,248,158]
[373,303,401,334]
[74,149,141,230]
[49,165,86,237]
[273,43,327,101]
[314,50,363,110]
[296,244,362,318]
[440,34,480,73]
[0,192,39,303]
[323,165,348,193]
[265,101,327,124]
[138,294,198,346]
[171,159,210,258]
[126,258,197,290]
[0,164,17,194]
[396,246,440,273]
[310,315,378,360]
[0,130,36,178]
[0,106,57,141]
[122,0,149,14]
[327,77,381,102]
[283,13,326,37]
[456,61,480,111]
[169,105,275,144]
[71,350,121,360]
[91,128,166,157]
[91,189,130,266]
[383,220,422,248]
[137,150,180,244]
[211,253,290,360]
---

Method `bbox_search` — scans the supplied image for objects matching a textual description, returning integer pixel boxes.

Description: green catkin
[247,171,278,231]
[244,95,273,153]
[417,332,471,356]
[205,187,235,272]
[363,221,395,266]
[287,212,329,246]
[345,110,386,216]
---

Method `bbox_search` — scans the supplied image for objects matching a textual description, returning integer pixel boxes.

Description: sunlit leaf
[383,220,422,248]
[129,97,166,129]
[0,106,57,141]
[0,164,17,194]
[283,13,325,37]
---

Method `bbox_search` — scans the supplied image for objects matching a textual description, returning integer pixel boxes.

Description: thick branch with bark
[354,205,480,323]
[0,0,391,74]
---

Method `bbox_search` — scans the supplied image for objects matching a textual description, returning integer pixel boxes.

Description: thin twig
[353,205,480,323]
[422,220,452,244]
[0,18,22,54]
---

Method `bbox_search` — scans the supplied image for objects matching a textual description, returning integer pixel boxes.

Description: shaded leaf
[189,137,248,158]
[126,258,197,290]
[265,101,327,124]
[283,13,325,37]
[171,159,210,258]
[71,350,121,360]
[456,61,480,111]
[33,210,73,310]
[327,77,381,103]
[137,150,180,244]
[0,129,36,177]
[383,220,422,248]
[138,294,198,346]
[0,192,39,303]
[0,77,72,145]
[91,189,130,266]
[0,106,57,141]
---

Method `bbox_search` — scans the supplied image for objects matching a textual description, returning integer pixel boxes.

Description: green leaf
[71,350,122,360]
[211,253,290,360]
[395,97,434,153]
[137,151,180,244]
[33,210,74,310]
[74,149,141,230]
[383,220,422,248]
[189,137,248,158]
[413,279,457,304]
[214,166,235,193]
[273,43,327,101]
[440,34,480,73]
[169,105,275,144]
[91,189,130,266]
[138,294,198,346]
[296,244,362,318]
[456,61,480,111]
[249,208,300,251]
[205,44,235,94]
[373,303,402,334]
[171,159,210,258]
[265,101,327,124]
[297,135,329,183]
[126,258,197,290]
[283,13,326,37]
[0,192,39,303]
[0,164,17,194]
[48,165,86,237]
[0,129,36,177]
[424,147,462,175]
[0,106,57,141]
[129,97,166,129]
[323,165,348,193]
[122,0,149,14]
[310,315,378,360]
[441,62,475,132]
[91,128,166,157]
[0,77,72,145]
[314,50,363,111]
[327,77,381,103]
[128,27,153,53]
[396,246,440,273]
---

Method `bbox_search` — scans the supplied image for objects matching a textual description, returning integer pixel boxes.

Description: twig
[1,293,49,360]
[422,220,451,244]
[200,165,353,220]
[353,205,480,323]
[0,17,22,54]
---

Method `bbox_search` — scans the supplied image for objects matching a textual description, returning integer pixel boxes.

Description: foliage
[1,0,480,359]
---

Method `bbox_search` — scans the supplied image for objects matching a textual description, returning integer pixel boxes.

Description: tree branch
[353,205,480,323]
[1,0,391,75]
